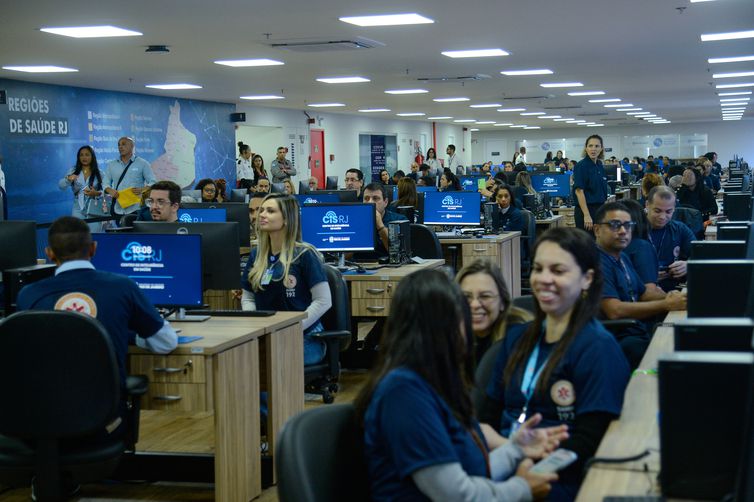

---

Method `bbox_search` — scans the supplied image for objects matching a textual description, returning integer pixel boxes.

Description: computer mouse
[356,268,367,273]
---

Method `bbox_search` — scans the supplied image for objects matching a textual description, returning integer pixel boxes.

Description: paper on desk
[117,187,141,208]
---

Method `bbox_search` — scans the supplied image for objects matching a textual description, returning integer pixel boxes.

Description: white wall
[234,103,466,187]
[470,120,754,165]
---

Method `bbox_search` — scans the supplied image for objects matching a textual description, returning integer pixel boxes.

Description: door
[310,129,325,189]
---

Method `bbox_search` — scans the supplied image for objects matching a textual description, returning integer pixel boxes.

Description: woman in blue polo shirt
[479,228,630,501]
[241,194,332,365]
[573,135,608,231]
[492,184,525,233]
[356,269,566,501]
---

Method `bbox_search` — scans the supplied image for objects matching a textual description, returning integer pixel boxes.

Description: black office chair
[276,404,369,502]
[517,211,536,293]
[471,340,504,416]
[673,205,704,240]
[512,294,536,314]
[0,311,147,501]
[306,265,353,403]
[119,213,138,227]
[410,223,442,259]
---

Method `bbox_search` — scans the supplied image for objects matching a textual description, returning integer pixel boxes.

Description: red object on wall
[310,129,325,189]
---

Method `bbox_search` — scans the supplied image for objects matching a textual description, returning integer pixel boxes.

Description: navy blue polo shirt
[365,367,489,501]
[493,205,525,233]
[647,220,694,268]
[573,157,608,204]
[600,247,647,301]
[623,238,659,286]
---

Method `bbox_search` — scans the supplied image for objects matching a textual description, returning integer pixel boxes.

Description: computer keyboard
[185,309,276,317]
[436,232,472,239]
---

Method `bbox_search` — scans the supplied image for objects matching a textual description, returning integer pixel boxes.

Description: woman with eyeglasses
[457,260,533,363]
[479,228,630,501]
[356,269,566,502]
[194,178,218,203]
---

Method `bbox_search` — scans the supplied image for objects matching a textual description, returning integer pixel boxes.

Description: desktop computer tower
[388,220,411,265]
[483,203,496,233]
[2,264,56,315]
[659,352,753,499]
[687,260,754,317]
[674,318,754,352]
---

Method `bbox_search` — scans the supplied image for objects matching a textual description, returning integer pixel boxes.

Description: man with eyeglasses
[146,180,180,222]
[594,202,686,367]
[345,168,364,199]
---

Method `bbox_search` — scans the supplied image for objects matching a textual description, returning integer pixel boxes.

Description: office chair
[471,340,503,416]
[673,205,704,240]
[410,223,443,259]
[306,265,353,403]
[0,311,148,501]
[519,209,536,293]
[276,404,369,502]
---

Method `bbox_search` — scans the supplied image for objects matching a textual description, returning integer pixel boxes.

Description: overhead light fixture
[146,83,201,89]
[568,91,605,96]
[385,88,428,94]
[627,112,649,115]
[500,69,553,76]
[40,25,142,38]
[713,71,754,79]
[510,125,527,128]
[316,76,370,83]
[690,0,716,3]
[719,91,752,96]
[553,118,574,122]
[453,119,476,123]
[520,112,545,116]
[606,104,633,108]
[538,115,562,119]
[617,108,643,111]
[641,115,658,118]
[721,102,747,106]
[701,30,754,42]
[497,108,526,112]
[709,55,754,64]
[716,82,754,89]
[524,126,541,129]
[721,97,750,102]
[433,97,469,102]
[476,121,495,124]
[470,103,502,108]
[442,48,509,58]
[427,116,453,120]
[540,82,583,88]
[339,13,434,26]
[589,98,621,103]
[587,124,605,127]
[396,112,426,116]
[494,123,513,126]
[2,65,77,73]
[240,95,285,100]
[721,108,746,112]
[469,128,480,132]
[215,59,284,67]
[308,103,346,107]
[358,108,390,112]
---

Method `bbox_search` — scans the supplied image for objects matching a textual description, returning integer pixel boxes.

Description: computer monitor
[391,185,399,202]
[734,337,754,501]
[309,190,359,203]
[180,202,250,246]
[90,233,203,308]
[132,221,240,290]
[271,182,286,194]
[326,176,338,190]
[690,240,746,260]
[177,207,227,223]
[459,175,487,191]
[725,192,752,221]
[181,189,201,201]
[298,180,310,195]
[531,174,572,198]
[416,186,438,193]
[687,259,754,317]
[0,221,37,271]
[604,164,620,182]
[229,189,247,202]
[420,191,481,226]
[674,318,754,352]
[300,203,376,267]
[718,226,750,242]
[295,193,340,205]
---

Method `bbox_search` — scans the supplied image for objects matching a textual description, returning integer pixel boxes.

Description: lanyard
[648,227,668,262]
[607,253,637,302]
[513,337,550,431]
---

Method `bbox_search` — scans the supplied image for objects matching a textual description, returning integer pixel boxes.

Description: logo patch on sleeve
[54,292,98,317]
[550,380,576,407]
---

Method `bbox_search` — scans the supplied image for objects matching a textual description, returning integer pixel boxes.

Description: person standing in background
[425,147,442,180]
[103,137,156,216]
[270,146,296,182]
[573,135,608,231]
[251,154,267,186]
[446,144,464,176]
[59,145,105,232]
[236,142,255,192]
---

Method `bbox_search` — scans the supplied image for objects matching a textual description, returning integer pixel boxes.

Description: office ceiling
[1,0,753,129]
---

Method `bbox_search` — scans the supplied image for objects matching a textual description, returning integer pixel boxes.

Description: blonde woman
[241,194,332,364]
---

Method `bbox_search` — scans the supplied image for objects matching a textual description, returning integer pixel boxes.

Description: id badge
[510,410,526,435]
[261,268,273,285]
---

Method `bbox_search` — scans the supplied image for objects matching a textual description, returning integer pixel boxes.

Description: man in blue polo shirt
[103,137,156,216]
[359,182,404,259]
[594,202,687,367]
[644,185,696,291]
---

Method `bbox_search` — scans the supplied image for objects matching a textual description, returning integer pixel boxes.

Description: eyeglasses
[202,187,217,193]
[146,198,172,208]
[462,292,500,305]
[597,220,636,232]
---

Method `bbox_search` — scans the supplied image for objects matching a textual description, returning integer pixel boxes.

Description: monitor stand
[167,308,209,322]
[335,253,349,272]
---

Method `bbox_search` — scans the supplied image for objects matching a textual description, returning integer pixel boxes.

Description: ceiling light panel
[470,103,501,108]
[442,48,509,58]
[713,71,754,79]
[146,83,201,89]
[719,91,752,96]
[40,25,142,38]
[716,83,754,89]
[316,76,370,83]
[497,108,526,112]
[308,103,346,107]
[358,108,390,112]
[339,13,434,26]
[396,112,425,116]
[2,65,77,73]
[568,91,605,96]
[240,95,285,100]
[589,98,621,103]
[709,55,754,64]
[701,30,754,42]
[500,69,553,76]
[432,97,469,102]
[215,59,284,67]
[540,82,583,88]
[385,88,428,94]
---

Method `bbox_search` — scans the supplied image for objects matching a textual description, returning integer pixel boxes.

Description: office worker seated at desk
[676,166,718,221]
[457,259,533,363]
[248,191,265,242]
[479,228,630,502]
[645,185,695,291]
[356,269,564,502]
[144,180,180,223]
[241,194,332,365]
[354,182,404,260]
[194,177,219,203]
[345,168,364,199]
[254,176,271,194]
[491,184,525,233]
[16,216,178,435]
[617,199,663,297]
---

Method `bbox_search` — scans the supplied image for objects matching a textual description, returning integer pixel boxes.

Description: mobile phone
[529,449,578,474]
[658,265,669,272]
[477,178,487,190]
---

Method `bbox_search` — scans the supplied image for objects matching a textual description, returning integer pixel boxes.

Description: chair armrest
[600,319,642,335]
[126,375,149,397]
[309,330,353,351]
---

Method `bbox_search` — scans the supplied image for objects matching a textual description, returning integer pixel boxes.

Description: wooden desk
[552,207,575,227]
[439,233,521,297]
[129,312,305,502]
[535,215,564,237]
[576,310,687,501]
[345,259,445,317]
[705,225,717,241]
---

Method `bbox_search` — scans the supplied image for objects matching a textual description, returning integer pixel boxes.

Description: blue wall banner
[0,78,236,222]
[370,135,386,182]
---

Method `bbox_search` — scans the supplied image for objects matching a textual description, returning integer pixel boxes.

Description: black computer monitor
[719,225,750,242]
[90,233,203,308]
[271,182,286,194]
[420,191,481,226]
[674,318,754,352]
[531,174,572,198]
[295,193,340,205]
[132,221,240,290]
[690,240,746,260]
[416,186,438,194]
[300,204,376,266]
[734,337,754,501]
[0,221,37,271]
[177,207,227,223]
[459,175,487,191]
[298,180,310,195]
[229,189,247,202]
[309,190,359,203]
[326,176,338,190]
[180,202,250,246]
[687,259,754,317]
[724,192,752,221]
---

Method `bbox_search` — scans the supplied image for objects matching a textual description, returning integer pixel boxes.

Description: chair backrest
[320,264,351,334]
[673,205,704,239]
[471,340,504,416]
[512,294,536,315]
[410,223,443,259]
[0,310,120,439]
[0,186,6,221]
[276,404,369,502]
[519,209,536,243]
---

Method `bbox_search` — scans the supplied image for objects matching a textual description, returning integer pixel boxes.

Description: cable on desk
[583,449,651,475]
